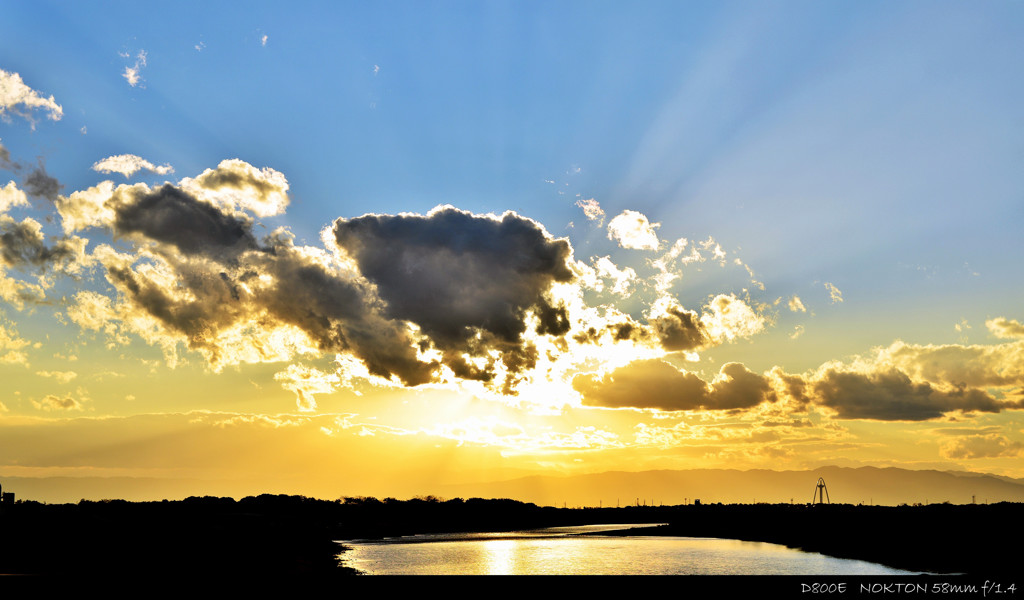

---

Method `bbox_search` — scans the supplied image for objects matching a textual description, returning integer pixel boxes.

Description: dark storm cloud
[112,184,258,257]
[332,206,575,383]
[812,368,1004,421]
[651,304,709,351]
[710,363,777,409]
[574,359,774,411]
[252,242,436,386]
[23,162,63,201]
[0,217,79,269]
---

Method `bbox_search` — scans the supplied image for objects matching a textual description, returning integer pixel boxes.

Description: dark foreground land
[0,495,1018,577]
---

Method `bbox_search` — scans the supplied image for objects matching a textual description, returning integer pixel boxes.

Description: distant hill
[437,466,1024,507]
[3,466,1023,506]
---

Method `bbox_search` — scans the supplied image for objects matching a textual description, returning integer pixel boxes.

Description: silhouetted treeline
[0,495,1018,576]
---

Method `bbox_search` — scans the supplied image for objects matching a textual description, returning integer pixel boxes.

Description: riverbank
[601,503,1019,576]
[1,495,1017,578]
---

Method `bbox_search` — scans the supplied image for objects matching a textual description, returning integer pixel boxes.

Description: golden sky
[1,2,1023,502]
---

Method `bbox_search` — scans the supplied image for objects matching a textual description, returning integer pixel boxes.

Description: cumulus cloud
[811,368,1002,421]
[607,210,659,250]
[0,69,63,126]
[58,170,583,395]
[648,297,709,352]
[788,296,806,313]
[332,205,575,390]
[986,317,1024,340]
[0,321,31,365]
[591,256,636,296]
[874,339,1024,389]
[577,333,1024,421]
[940,433,1023,459]
[759,336,1024,422]
[0,180,28,213]
[700,294,765,343]
[92,154,174,178]
[180,159,289,217]
[574,359,774,411]
[0,215,86,271]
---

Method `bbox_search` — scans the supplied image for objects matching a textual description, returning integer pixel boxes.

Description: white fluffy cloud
[0,321,31,365]
[0,181,28,213]
[0,69,63,125]
[607,210,660,250]
[92,154,174,178]
[987,317,1024,340]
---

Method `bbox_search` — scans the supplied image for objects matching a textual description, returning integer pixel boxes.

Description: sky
[1,0,1023,502]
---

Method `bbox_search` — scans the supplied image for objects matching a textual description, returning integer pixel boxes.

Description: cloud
[274,364,340,412]
[58,169,583,395]
[986,317,1024,340]
[180,158,289,217]
[761,336,1024,422]
[331,205,575,390]
[92,154,174,178]
[607,210,659,250]
[940,433,1023,459]
[875,339,1024,389]
[700,293,765,343]
[591,256,636,296]
[0,215,85,271]
[788,296,806,313]
[0,69,63,126]
[0,181,28,213]
[36,370,77,383]
[648,296,710,352]
[32,394,84,411]
[824,282,843,303]
[0,321,31,365]
[574,359,774,411]
[811,368,1003,421]
[22,161,63,201]
[0,139,19,170]
[122,50,147,87]
[575,198,604,224]
[110,184,259,257]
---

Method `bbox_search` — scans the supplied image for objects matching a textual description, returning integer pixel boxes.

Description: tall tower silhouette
[812,477,830,505]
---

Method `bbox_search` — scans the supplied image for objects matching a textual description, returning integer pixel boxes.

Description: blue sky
[2,1,1024,499]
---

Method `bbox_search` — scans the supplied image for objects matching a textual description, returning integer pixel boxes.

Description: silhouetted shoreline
[0,495,1017,577]
[596,502,1020,576]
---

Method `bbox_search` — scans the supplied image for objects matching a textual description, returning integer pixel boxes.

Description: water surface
[340,524,916,575]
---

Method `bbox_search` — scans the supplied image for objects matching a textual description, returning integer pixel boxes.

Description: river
[339,524,917,575]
